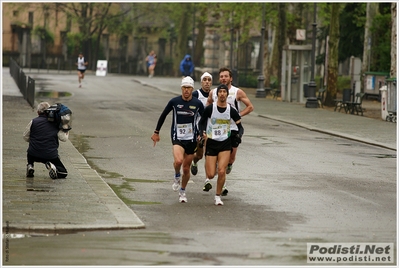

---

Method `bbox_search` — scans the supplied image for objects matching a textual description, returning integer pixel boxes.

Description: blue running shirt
[155,96,204,142]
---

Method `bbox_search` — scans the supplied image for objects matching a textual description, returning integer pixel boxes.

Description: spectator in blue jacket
[180,54,194,78]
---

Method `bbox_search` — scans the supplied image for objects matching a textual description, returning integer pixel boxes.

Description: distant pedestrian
[179,54,194,78]
[198,84,243,205]
[23,102,69,179]
[146,50,157,78]
[76,52,88,88]
[151,76,204,203]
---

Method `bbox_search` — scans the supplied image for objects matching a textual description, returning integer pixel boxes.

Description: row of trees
[10,2,396,106]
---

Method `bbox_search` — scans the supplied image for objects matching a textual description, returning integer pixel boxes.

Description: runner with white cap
[151,76,205,203]
[190,71,213,176]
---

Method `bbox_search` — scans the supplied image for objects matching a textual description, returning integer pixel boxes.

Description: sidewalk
[2,68,145,233]
[2,69,396,234]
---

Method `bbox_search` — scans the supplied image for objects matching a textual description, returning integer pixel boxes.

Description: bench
[350,92,366,116]
[334,88,352,113]
[273,89,281,99]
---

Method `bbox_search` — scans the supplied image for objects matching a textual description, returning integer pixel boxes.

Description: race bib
[177,123,194,140]
[211,125,228,140]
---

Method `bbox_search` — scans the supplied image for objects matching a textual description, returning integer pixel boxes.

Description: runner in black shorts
[191,72,213,176]
[151,76,204,203]
[76,52,88,88]
[198,84,243,206]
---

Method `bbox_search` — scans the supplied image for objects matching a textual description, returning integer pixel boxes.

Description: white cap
[181,76,194,87]
[200,72,212,81]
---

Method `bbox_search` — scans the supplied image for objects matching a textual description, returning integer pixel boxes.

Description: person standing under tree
[151,76,204,203]
[76,52,88,88]
[198,84,243,205]
[179,54,195,78]
[146,50,157,78]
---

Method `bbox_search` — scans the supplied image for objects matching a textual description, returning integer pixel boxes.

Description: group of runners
[151,68,254,206]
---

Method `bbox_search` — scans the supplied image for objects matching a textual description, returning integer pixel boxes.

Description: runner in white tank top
[190,72,213,177]
[75,52,88,88]
[198,84,243,205]
[205,67,254,196]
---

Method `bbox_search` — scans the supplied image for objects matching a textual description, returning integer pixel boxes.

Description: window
[29,12,33,25]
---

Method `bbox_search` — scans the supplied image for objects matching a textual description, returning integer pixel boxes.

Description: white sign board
[96,60,107,76]
[296,29,306,41]
[366,76,374,90]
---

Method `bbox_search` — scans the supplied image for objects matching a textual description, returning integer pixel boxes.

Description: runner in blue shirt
[151,76,204,203]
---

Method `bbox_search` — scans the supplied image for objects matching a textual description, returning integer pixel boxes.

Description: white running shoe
[26,164,34,177]
[214,195,224,206]
[45,162,57,179]
[179,191,187,203]
[203,180,212,192]
[172,174,181,191]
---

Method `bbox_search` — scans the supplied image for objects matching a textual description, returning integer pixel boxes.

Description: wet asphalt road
[5,73,396,266]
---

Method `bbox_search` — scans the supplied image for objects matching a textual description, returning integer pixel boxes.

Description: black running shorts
[172,140,197,155]
[205,138,232,156]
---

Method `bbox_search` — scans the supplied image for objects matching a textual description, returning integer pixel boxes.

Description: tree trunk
[194,8,206,68]
[361,3,378,75]
[173,4,191,77]
[324,3,340,106]
[277,3,287,90]
[263,26,270,87]
[271,24,279,78]
[391,2,397,77]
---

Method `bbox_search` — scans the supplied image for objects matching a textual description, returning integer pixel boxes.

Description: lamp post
[256,3,266,98]
[305,3,318,108]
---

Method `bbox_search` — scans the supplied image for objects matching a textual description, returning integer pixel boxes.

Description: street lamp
[256,3,266,98]
[305,3,318,108]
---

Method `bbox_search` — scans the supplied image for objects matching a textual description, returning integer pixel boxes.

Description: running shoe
[26,164,34,178]
[226,164,233,174]
[45,162,57,179]
[172,174,181,191]
[190,162,198,175]
[222,187,229,196]
[179,191,187,203]
[214,195,224,206]
[203,180,212,192]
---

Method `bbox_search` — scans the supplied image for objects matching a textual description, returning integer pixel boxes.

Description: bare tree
[277,3,287,91]
[361,3,379,74]
[391,2,397,77]
[324,3,340,106]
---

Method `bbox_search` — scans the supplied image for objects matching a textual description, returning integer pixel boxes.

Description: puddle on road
[36,91,72,98]
[373,154,396,158]
[2,233,58,239]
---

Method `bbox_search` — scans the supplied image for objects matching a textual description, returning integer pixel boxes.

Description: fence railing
[10,58,35,108]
